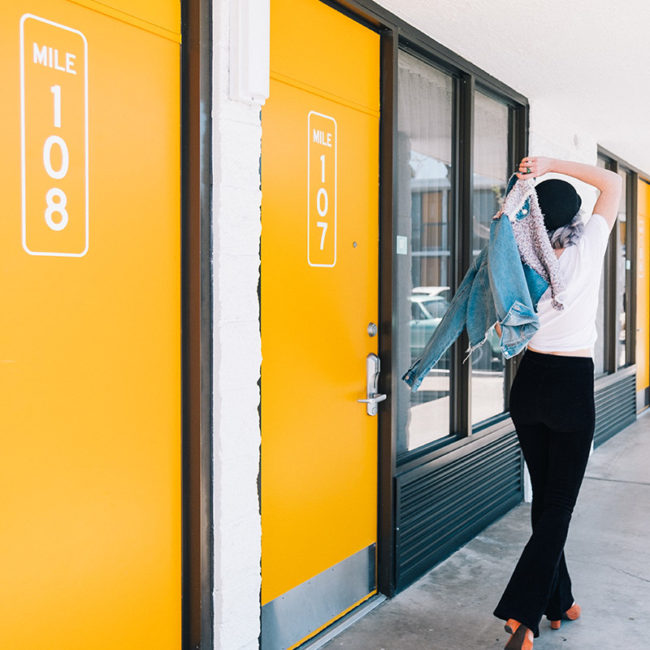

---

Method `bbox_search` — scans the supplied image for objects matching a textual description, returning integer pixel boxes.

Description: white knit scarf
[497,178,564,311]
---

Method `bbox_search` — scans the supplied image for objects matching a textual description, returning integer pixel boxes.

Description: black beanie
[535,179,582,230]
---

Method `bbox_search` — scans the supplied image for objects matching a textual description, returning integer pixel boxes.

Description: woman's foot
[548,602,581,630]
[504,619,534,649]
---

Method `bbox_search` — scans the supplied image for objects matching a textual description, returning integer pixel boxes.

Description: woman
[493,156,622,650]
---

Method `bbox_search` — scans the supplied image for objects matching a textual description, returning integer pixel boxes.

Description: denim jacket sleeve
[488,215,540,358]
[402,248,486,391]
[466,253,497,352]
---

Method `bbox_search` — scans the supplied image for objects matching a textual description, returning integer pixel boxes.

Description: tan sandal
[504,619,534,649]
[549,602,581,630]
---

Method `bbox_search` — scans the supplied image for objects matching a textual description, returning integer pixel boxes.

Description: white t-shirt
[527,213,611,354]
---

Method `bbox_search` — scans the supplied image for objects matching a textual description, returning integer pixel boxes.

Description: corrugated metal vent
[594,372,636,448]
[395,429,522,592]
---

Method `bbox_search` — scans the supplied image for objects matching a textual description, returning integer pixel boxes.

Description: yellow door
[637,179,650,399]
[260,1,381,647]
[1,2,181,648]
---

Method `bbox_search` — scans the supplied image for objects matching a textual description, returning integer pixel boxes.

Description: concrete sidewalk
[323,411,650,650]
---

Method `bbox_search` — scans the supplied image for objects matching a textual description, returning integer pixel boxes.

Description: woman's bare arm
[516,156,623,231]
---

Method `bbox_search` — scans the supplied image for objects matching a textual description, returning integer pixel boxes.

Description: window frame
[393,42,528,465]
[597,150,637,374]
[469,86,516,428]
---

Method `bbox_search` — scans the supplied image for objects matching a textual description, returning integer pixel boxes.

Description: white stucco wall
[212,1,265,648]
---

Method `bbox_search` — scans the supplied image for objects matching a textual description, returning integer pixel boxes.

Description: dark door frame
[181,0,214,647]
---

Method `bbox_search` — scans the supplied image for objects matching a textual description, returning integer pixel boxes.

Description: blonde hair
[547,208,586,250]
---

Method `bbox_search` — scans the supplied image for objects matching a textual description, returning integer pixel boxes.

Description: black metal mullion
[626,170,637,367]
[605,223,619,374]
[600,154,618,375]
[451,72,474,438]
[378,23,398,599]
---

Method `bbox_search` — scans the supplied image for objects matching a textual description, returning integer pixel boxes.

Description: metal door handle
[358,353,387,416]
[358,393,387,405]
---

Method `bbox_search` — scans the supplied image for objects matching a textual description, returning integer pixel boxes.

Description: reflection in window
[395,51,454,454]
[471,91,508,425]
[594,264,607,375]
[594,157,609,375]
[616,169,628,368]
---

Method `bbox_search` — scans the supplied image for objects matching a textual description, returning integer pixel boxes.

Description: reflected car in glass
[409,286,502,371]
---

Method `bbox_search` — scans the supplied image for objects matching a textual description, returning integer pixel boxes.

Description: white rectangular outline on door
[20,13,89,257]
[307,111,337,268]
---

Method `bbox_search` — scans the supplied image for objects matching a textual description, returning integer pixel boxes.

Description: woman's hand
[515,156,554,179]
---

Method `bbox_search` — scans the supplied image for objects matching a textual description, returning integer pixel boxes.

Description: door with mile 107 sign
[260,0,382,648]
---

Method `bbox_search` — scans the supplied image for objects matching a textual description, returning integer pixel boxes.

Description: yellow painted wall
[637,179,650,393]
[1,2,181,647]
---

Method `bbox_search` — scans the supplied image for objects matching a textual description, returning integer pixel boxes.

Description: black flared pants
[493,349,595,636]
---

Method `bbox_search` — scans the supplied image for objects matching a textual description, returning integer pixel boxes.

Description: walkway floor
[322,411,650,650]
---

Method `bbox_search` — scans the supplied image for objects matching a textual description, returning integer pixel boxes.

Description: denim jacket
[402,173,550,391]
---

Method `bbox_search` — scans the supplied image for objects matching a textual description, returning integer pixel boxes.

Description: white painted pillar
[212,0,269,647]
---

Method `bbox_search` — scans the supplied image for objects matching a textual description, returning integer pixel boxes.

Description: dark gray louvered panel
[395,429,522,592]
[594,372,636,448]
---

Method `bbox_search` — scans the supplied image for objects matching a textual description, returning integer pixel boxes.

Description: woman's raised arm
[516,156,622,230]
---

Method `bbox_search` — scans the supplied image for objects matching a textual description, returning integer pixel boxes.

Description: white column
[212,0,269,647]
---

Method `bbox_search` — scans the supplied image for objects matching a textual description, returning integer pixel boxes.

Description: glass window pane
[616,169,628,368]
[594,264,607,375]
[471,91,508,425]
[594,156,609,374]
[395,51,454,455]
